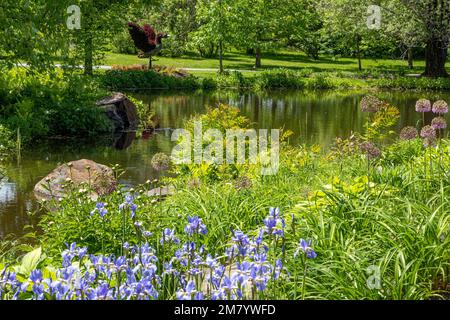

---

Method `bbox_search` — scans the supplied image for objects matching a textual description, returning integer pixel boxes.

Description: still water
[0,89,449,238]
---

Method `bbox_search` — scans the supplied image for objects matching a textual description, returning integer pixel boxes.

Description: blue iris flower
[295,239,317,259]
[184,216,208,236]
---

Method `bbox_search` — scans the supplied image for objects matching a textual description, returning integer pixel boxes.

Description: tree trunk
[255,47,262,68]
[149,56,152,69]
[356,37,362,71]
[407,47,414,70]
[84,36,93,75]
[423,38,448,77]
[219,40,223,74]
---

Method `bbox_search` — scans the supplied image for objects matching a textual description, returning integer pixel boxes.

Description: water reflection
[0,89,449,238]
[113,131,137,150]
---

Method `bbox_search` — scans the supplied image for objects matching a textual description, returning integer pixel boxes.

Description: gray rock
[34,159,117,201]
[96,92,139,131]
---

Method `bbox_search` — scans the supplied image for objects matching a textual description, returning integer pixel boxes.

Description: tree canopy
[1,0,449,77]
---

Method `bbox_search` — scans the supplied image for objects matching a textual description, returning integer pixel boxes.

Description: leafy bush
[213,71,250,89]
[376,77,450,90]
[99,68,367,92]
[0,71,112,142]
[100,70,203,91]
[254,69,306,90]
[0,124,16,160]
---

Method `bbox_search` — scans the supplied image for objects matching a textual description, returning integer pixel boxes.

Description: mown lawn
[105,49,435,77]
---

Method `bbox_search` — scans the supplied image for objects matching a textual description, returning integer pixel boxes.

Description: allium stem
[429,147,433,178]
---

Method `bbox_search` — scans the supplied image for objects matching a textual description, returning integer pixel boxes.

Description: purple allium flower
[184,216,207,236]
[360,141,381,159]
[420,125,436,138]
[432,100,448,114]
[361,95,383,113]
[415,99,432,113]
[423,136,437,148]
[431,116,447,130]
[400,126,419,141]
[294,239,317,259]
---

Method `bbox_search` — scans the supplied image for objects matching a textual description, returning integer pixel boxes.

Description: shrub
[0,125,16,160]
[376,77,450,90]
[0,71,111,142]
[100,70,202,91]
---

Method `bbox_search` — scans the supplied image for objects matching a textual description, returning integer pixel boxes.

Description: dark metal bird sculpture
[127,22,168,69]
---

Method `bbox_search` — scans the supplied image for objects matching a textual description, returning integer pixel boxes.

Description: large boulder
[34,159,117,201]
[96,92,139,131]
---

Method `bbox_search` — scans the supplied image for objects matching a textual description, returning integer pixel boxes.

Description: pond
[0,89,449,238]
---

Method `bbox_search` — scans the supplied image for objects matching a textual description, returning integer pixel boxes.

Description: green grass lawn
[105,49,433,77]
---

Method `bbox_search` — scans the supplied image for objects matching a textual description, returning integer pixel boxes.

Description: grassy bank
[100,68,450,91]
[105,50,432,76]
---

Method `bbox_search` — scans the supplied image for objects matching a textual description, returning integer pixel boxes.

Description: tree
[234,0,282,68]
[397,0,450,77]
[190,0,235,72]
[148,0,198,57]
[282,0,323,60]
[319,0,381,71]
[63,0,133,75]
[0,0,66,73]
[377,2,425,70]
